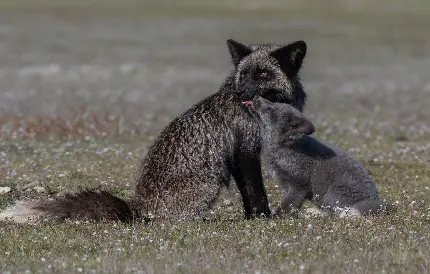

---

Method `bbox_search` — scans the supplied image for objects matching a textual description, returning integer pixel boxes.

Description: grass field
[0,1,429,273]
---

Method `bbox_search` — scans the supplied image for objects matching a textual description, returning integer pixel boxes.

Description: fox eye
[239,69,249,82]
[258,70,272,80]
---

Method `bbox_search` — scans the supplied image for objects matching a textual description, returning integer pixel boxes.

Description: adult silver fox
[0,39,308,223]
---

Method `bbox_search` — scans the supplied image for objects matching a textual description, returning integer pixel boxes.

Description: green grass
[1,215,428,273]
[0,134,429,273]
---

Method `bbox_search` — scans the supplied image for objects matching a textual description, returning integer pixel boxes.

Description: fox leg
[274,184,311,217]
[231,152,271,219]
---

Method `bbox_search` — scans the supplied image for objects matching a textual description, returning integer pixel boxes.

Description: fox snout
[238,87,259,101]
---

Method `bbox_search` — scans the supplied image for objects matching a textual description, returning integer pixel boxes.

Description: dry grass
[0,106,142,140]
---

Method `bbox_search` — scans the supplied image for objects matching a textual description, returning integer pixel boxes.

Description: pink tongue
[242,101,253,107]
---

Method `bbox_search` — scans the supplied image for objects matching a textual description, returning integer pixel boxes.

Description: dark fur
[15,39,308,223]
[35,190,136,223]
[247,96,395,217]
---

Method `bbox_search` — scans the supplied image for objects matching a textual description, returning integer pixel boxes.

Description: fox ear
[270,40,307,77]
[227,39,252,67]
[290,113,315,136]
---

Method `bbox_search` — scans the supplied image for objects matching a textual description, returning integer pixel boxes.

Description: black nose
[305,123,316,135]
[238,85,259,101]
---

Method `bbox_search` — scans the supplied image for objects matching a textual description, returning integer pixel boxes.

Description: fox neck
[259,127,282,153]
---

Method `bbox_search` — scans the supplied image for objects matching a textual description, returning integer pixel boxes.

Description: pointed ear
[270,40,307,77]
[226,39,252,67]
[290,113,315,136]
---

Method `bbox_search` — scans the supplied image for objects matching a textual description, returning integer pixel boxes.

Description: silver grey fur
[247,96,394,217]
[0,39,309,223]
[228,40,307,111]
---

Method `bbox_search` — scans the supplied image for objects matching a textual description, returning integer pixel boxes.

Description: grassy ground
[0,1,429,273]
[0,138,429,273]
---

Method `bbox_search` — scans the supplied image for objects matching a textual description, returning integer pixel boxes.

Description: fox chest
[269,153,311,184]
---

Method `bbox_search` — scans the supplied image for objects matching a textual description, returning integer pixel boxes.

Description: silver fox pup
[246,96,395,217]
[0,39,308,224]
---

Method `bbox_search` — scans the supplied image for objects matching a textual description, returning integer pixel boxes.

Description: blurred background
[0,0,429,159]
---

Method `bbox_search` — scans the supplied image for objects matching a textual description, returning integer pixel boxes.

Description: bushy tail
[0,190,136,224]
[339,199,396,218]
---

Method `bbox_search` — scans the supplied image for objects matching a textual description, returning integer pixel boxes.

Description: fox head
[227,39,307,111]
[245,96,315,146]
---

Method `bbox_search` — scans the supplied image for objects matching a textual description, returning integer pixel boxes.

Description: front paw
[245,209,272,220]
